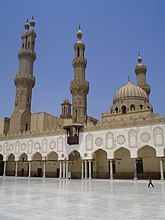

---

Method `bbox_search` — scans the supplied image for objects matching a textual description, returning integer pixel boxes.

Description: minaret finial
[24,19,29,31]
[76,26,82,43]
[128,75,130,81]
[30,16,35,29]
[137,52,142,65]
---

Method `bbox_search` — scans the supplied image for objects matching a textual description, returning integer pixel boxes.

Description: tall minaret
[70,26,89,123]
[134,53,150,97]
[9,17,36,133]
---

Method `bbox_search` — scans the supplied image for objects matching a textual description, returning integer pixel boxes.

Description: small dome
[113,80,148,104]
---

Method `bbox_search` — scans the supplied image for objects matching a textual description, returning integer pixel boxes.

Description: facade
[0,18,165,180]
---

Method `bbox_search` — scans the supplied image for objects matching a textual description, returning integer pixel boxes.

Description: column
[110,159,113,180]
[88,160,92,179]
[85,160,88,179]
[15,161,18,177]
[66,160,68,179]
[3,161,6,177]
[133,158,138,180]
[28,161,31,177]
[160,158,164,180]
[63,160,66,178]
[43,161,46,178]
[59,160,62,178]
[81,160,84,179]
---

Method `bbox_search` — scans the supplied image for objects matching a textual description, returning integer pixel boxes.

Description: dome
[113,80,148,104]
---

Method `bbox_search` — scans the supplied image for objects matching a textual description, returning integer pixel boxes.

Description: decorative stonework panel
[42,138,47,153]
[117,135,125,145]
[84,153,88,157]
[34,142,40,151]
[106,132,114,149]
[15,141,20,154]
[86,134,93,151]
[95,137,103,147]
[128,129,137,148]
[27,140,33,154]
[21,144,26,151]
[154,127,164,147]
[9,144,14,151]
[49,141,56,150]
[141,132,150,143]
[3,142,8,155]
[0,145,2,152]
[57,137,63,152]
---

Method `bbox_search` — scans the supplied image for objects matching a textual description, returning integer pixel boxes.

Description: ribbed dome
[113,80,148,103]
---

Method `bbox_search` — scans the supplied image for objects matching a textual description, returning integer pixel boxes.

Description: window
[115,107,118,113]
[77,47,80,57]
[25,124,28,131]
[121,105,126,114]
[130,105,135,111]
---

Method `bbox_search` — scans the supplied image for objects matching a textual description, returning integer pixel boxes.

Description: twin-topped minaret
[9,17,36,133]
[70,26,89,123]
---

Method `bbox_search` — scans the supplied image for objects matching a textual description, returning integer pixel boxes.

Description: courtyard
[0,177,165,219]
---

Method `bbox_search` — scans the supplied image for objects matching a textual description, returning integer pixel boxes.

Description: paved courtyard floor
[0,177,165,220]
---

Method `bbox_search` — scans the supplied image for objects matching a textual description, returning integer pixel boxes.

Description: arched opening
[31,152,43,177]
[68,150,81,179]
[139,105,143,110]
[121,105,126,114]
[6,154,15,176]
[93,149,108,179]
[137,146,160,179]
[46,152,59,178]
[18,153,28,177]
[115,107,118,113]
[0,154,4,176]
[130,104,135,111]
[114,147,133,179]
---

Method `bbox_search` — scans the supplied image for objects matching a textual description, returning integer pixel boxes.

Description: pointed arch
[106,132,114,149]
[57,137,63,152]
[32,152,42,161]
[42,138,47,153]
[153,126,164,147]
[15,141,20,154]
[47,151,58,161]
[86,134,93,151]
[128,129,137,148]
[6,153,15,176]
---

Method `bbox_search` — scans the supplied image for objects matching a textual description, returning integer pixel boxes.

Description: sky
[0,0,165,121]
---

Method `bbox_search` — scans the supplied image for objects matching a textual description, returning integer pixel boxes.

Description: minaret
[70,26,89,123]
[134,53,150,97]
[60,99,72,119]
[9,17,36,133]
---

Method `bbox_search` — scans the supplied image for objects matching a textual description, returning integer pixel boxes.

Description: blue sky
[0,0,165,120]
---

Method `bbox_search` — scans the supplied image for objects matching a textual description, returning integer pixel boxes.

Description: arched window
[121,105,126,114]
[130,105,135,111]
[77,47,80,57]
[115,107,118,113]
[139,105,143,110]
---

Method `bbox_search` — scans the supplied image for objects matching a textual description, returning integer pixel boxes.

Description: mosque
[0,18,164,180]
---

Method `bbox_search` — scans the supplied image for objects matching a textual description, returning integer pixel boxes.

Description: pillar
[133,158,138,180]
[160,158,164,180]
[59,160,62,178]
[81,160,84,179]
[3,161,6,177]
[63,160,66,178]
[43,161,46,178]
[109,159,113,180]
[66,160,68,179]
[88,160,92,179]
[15,161,18,177]
[85,160,88,179]
[28,161,31,177]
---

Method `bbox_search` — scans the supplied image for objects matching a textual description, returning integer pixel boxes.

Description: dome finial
[30,16,35,29]
[76,25,82,43]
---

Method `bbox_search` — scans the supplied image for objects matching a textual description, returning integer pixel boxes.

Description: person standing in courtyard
[148,177,154,187]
